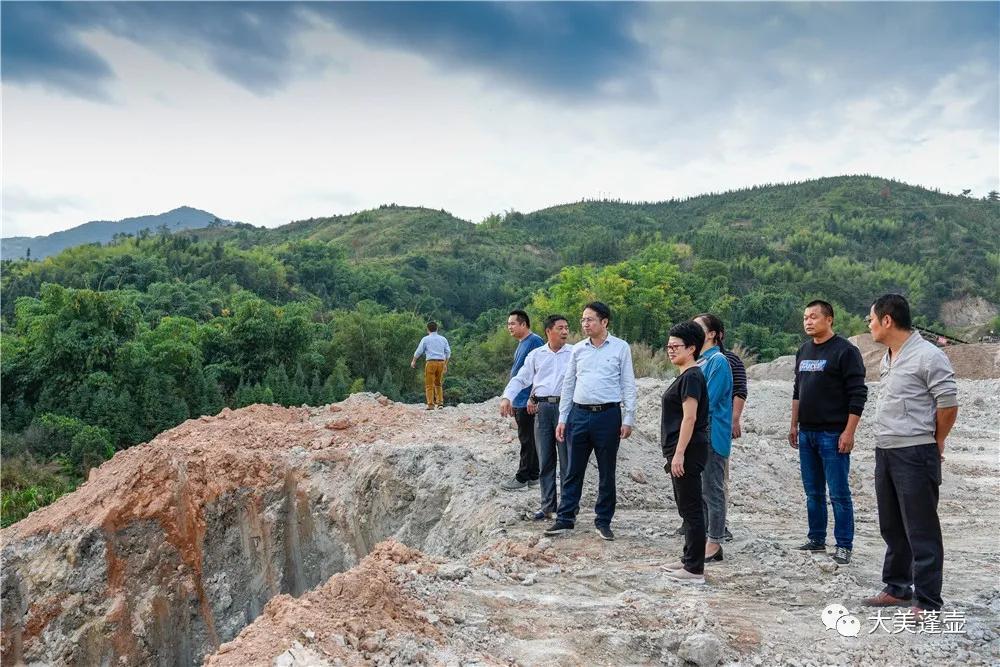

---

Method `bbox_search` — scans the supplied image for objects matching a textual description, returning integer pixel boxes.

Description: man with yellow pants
[411,321,451,409]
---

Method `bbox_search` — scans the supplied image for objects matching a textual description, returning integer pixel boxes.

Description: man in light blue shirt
[501,314,574,520]
[500,310,545,490]
[545,302,637,541]
[411,321,451,410]
[694,313,733,562]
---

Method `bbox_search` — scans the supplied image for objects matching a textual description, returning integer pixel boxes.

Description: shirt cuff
[934,393,959,409]
[623,413,634,427]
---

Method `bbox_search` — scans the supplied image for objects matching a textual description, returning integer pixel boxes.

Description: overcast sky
[2,1,998,237]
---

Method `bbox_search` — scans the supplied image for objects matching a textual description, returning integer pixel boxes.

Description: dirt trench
[0,398,502,666]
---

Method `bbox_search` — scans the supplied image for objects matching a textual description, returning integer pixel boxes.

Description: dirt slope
[3,381,998,666]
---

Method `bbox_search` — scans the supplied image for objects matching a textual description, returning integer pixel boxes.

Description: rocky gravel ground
[4,378,997,666]
[215,378,1000,666]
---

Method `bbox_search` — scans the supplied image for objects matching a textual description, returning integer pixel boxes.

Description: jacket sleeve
[842,344,868,416]
[924,349,958,408]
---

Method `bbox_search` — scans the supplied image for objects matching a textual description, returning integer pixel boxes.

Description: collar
[585,334,611,348]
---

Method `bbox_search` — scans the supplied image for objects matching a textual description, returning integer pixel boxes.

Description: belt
[532,396,560,403]
[573,402,619,412]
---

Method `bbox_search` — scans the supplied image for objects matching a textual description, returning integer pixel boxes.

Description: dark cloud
[1,1,649,100]
[1,1,996,113]
[1,2,312,97]
[311,2,649,99]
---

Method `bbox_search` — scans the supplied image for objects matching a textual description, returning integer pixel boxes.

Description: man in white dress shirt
[501,315,574,520]
[545,302,637,541]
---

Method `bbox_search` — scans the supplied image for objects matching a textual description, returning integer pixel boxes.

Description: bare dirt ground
[209,379,1000,666]
[4,379,997,666]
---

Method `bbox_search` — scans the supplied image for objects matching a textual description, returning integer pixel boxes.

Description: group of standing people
[412,292,958,614]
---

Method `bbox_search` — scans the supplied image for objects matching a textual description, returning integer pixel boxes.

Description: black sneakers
[797,540,827,552]
[544,521,574,536]
[595,526,615,541]
[833,547,852,564]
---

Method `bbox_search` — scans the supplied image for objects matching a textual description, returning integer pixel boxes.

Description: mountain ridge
[1,206,229,260]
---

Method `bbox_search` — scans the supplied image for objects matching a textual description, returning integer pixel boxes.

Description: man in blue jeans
[789,300,868,565]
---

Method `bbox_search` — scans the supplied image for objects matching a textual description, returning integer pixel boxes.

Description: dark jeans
[798,429,854,549]
[513,407,539,483]
[669,459,705,574]
[875,444,944,611]
[556,405,621,528]
[534,402,567,514]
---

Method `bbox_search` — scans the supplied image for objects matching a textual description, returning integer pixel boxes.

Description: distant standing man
[411,321,451,410]
[500,310,545,491]
[862,294,958,616]
[788,300,868,565]
[545,302,637,541]
[501,315,574,520]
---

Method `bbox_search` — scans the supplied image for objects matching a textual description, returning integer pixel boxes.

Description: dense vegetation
[2,175,998,525]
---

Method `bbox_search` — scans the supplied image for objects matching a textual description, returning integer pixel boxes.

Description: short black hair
[508,309,530,327]
[694,313,726,350]
[806,300,835,318]
[668,321,705,361]
[872,293,912,330]
[543,314,568,331]
[583,301,611,322]
[426,321,438,332]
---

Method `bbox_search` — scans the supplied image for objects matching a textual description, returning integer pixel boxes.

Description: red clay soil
[205,541,440,666]
[0,394,438,665]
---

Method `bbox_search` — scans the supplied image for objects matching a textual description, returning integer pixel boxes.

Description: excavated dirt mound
[3,381,998,666]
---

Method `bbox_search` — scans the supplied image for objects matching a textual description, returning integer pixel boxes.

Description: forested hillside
[2,175,998,525]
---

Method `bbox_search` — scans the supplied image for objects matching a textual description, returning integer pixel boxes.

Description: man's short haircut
[694,313,726,350]
[426,321,438,332]
[872,294,912,330]
[806,300,835,318]
[669,321,706,361]
[543,314,568,331]
[584,301,612,322]
[508,309,530,327]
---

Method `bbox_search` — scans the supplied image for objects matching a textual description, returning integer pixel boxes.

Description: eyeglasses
[665,344,687,351]
[580,317,599,323]
[864,316,874,324]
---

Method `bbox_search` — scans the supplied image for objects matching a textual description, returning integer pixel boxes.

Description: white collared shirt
[558,334,638,426]
[502,343,575,402]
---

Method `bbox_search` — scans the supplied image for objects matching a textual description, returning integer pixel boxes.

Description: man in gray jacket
[862,294,958,616]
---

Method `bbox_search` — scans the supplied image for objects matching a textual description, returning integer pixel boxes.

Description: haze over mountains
[1,206,228,260]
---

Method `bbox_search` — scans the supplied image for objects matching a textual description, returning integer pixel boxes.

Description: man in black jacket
[788,300,868,565]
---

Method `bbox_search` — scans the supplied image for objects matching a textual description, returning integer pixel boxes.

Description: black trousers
[874,444,944,611]
[513,407,540,483]
[669,459,706,574]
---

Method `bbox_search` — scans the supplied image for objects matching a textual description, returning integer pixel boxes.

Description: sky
[2,1,998,237]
